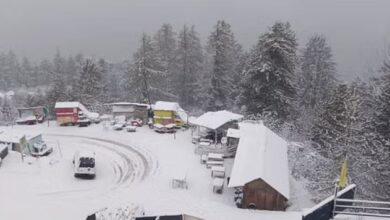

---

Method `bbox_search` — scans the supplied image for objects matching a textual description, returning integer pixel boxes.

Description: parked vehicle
[126,126,137,132]
[153,123,166,133]
[77,111,92,127]
[30,141,53,157]
[73,151,96,178]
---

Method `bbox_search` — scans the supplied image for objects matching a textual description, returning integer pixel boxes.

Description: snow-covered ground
[0,122,368,220]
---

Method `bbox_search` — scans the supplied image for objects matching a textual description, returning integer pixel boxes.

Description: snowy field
[0,123,372,220]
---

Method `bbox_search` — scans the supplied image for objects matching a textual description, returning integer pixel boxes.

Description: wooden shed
[55,102,99,126]
[110,102,150,123]
[228,121,290,211]
[16,106,47,125]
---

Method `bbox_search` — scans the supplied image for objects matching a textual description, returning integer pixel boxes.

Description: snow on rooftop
[191,110,243,130]
[110,102,150,107]
[55,102,99,119]
[154,101,188,122]
[55,102,82,109]
[0,144,7,152]
[154,101,180,111]
[228,121,290,200]
[0,130,41,143]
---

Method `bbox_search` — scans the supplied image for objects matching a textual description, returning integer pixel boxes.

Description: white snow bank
[191,110,243,130]
[228,121,290,200]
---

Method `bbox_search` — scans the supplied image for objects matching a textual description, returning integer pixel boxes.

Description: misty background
[1,0,389,80]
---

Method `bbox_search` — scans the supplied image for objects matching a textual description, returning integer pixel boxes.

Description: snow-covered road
[0,123,309,220]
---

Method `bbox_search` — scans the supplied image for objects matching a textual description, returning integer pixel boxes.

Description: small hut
[153,101,188,126]
[191,111,243,144]
[109,102,150,123]
[16,106,47,125]
[228,121,290,211]
[54,102,99,126]
[0,131,50,156]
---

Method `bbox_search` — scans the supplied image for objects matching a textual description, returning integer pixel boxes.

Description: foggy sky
[1,0,389,80]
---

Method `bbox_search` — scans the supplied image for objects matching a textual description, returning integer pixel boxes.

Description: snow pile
[228,121,290,200]
[191,110,243,130]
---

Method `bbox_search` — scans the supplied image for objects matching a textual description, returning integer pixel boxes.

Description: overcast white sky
[0,0,389,79]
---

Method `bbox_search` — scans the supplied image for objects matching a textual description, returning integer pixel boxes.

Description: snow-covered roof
[109,102,150,108]
[55,102,99,119]
[228,121,290,200]
[154,101,188,122]
[55,102,82,108]
[191,110,243,130]
[78,151,95,158]
[0,130,41,144]
[227,128,240,138]
[154,101,179,111]
[0,144,7,152]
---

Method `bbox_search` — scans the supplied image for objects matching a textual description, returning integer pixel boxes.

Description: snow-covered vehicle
[165,123,177,133]
[113,116,126,130]
[153,123,166,133]
[30,141,53,157]
[130,118,143,127]
[113,123,124,130]
[126,125,137,132]
[77,111,91,127]
[73,151,96,178]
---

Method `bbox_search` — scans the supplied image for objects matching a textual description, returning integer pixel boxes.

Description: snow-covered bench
[213,178,224,194]
[207,153,224,161]
[211,166,226,178]
[206,160,224,168]
[171,170,188,189]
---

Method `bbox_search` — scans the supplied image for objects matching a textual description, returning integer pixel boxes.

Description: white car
[73,151,96,178]
[126,125,137,132]
[30,141,53,157]
[113,123,124,130]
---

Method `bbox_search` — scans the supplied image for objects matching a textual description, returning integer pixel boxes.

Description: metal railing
[334,198,390,218]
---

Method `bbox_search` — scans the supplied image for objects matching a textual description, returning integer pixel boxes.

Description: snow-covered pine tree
[238,22,298,128]
[46,51,70,113]
[73,59,104,112]
[20,57,38,88]
[311,84,352,158]
[174,25,204,108]
[297,35,338,137]
[129,33,172,103]
[153,24,177,95]
[205,20,242,111]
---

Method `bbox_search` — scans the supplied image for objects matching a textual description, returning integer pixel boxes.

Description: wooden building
[153,101,187,126]
[0,131,45,155]
[228,121,290,211]
[110,102,149,123]
[54,102,98,126]
[16,106,47,125]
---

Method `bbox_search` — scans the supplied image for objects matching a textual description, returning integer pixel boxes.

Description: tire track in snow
[40,133,154,197]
